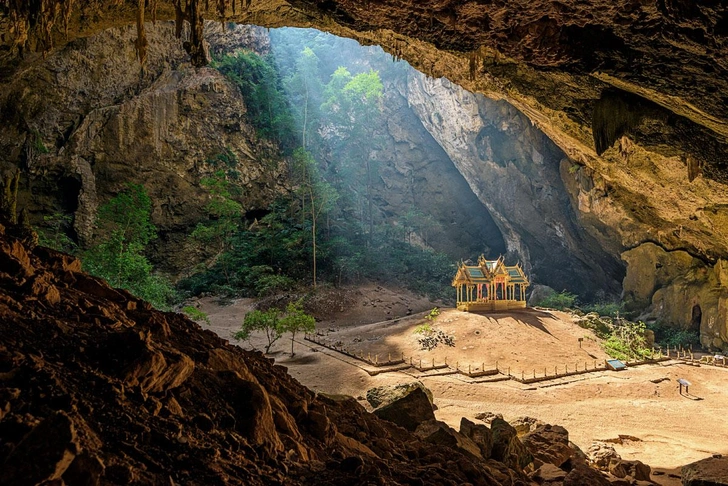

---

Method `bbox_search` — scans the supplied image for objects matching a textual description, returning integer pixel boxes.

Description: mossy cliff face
[0,22,286,275]
[1,0,728,343]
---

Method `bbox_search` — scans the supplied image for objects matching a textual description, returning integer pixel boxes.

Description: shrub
[181,306,210,325]
[602,320,653,361]
[536,291,577,310]
[580,301,623,318]
[647,321,701,348]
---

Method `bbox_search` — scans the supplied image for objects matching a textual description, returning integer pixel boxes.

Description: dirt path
[196,286,728,484]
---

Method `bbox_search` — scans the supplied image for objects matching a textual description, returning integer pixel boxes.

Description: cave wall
[0,22,287,275]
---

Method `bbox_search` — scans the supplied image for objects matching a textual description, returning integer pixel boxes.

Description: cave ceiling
[1,0,728,264]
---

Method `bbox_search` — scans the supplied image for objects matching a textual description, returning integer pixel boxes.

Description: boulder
[475,411,503,424]
[681,456,728,486]
[460,417,493,458]
[414,419,482,459]
[563,463,611,485]
[530,463,568,484]
[522,424,576,469]
[588,441,621,470]
[366,381,434,408]
[0,411,78,486]
[490,417,533,471]
[372,387,435,431]
[608,458,651,481]
[511,416,545,436]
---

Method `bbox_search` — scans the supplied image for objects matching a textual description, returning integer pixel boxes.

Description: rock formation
[0,213,635,485]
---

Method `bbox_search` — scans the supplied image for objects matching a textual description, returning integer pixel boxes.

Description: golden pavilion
[452,255,530,312]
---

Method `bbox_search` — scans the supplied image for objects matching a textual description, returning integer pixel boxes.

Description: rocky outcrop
[681,456,728,486]
[365,381,433,409]
[372,387,435,432]
[0,216,544,485]
[0,22,285,275]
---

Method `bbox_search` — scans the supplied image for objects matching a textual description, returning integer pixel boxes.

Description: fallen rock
[609,458,651,481]
[530,462,568,484]
[564,463,611,485]
[522,424,576,469]
[681,456,728,486]
[415,419,482,459]
[511,416,544,436]
[0,411,78,486]
[490,417,533,471]
[373,387,435,431]
[475,411,503,424]
[588,441,622,469]
[460,417,493,458]
[366,381,434,408]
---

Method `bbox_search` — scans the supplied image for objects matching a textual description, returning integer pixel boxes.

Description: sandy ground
[194,285,728,484]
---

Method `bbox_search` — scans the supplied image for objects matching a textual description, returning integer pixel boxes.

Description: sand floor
[194,286,728,484]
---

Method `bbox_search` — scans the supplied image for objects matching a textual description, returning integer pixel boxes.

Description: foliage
[215,50,296,150]
[32,130,49,154]
[602,320,653,361]
[234,308,284,353]
[181,306,210,325]
[191,170,243,282]
[83,183,176,310]
[425,307,440,322]
[647,321,701,348]
[535,291,577,310]
[414,322,455,351]
[580,300,623,318]
[36,212,77,253]
[279,300,316,356]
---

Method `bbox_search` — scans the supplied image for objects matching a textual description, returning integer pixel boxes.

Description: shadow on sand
[470,308,557,337]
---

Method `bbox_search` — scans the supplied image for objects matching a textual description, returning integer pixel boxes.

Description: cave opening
[691,304,702,332]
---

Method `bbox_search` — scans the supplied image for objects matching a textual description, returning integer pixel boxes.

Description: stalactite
[592,90,645,155]
[134,0,148,64]
[150,0,158,24]
[217,0,227,29]
[173,0,185,39]
[186,0,209,67]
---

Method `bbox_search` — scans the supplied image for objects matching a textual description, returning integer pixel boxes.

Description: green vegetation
[279,300,316,356]
[234,301,315,356]
[83,184,176,310]
[647,321,701,348]
[535,290,577,310]
[181,306,210,325]
[580,300,624,318]
[36,212,77,253]
[234,308,283,353]
[602,320,653,361]
[214,51,296,150]
[414,307,453,351]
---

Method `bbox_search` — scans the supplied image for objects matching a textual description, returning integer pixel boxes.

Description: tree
[234,308,284,354]
[36,212,77,253]
[83,183,175,309]
[191,170,243,283]
[279,300,315,356]
[290,148,338,288]
[284,47,323,149]
[321,68,383,243]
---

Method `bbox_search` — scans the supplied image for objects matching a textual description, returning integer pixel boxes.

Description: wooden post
[521,371,524,381]
[432,358,435,368]
[555,365,558,375]
[419,358,422,369]
[544,367,547,377]
[468,364,471,374]
[533,369,536,379]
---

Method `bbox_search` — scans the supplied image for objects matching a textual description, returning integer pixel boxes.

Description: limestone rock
[460,417,493,459]
[372,387,435,432]
[0,411,78,486]
[415,419,483,459]
[522,424,576,469]
[564,463,611,486]
[366,381,434,408]
[490,417,533,471]
[511,416,545,436]
[608,458,651,481]
[588,441,622,470]
[681,456,728,486]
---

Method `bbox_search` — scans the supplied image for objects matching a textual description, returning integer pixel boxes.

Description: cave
[691,304,702,332]
[1,1,728,484]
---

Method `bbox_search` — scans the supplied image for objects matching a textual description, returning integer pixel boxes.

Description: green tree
[234,308,284,353]
[36,212,77,253]
[83,183,175,309]
[291,148,338,288]
[321,68,383,243]
[285,47,323,149]
[279,300,315,356]
[191,170,243,283]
